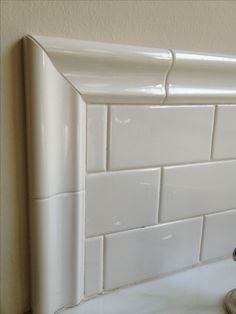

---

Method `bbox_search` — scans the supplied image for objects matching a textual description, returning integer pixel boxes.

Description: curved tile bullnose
[166,51,236,104]
[24,36,86,199]
[31,35,172,104]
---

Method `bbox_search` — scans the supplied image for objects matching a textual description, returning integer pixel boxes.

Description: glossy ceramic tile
[86,169,160,237]
[24,37,86,199]
[160,160,236,222]
[166,51,236,104]
[104,217,202,290]
[24,36,236,314]
[25,35,236,314]
[87,105,107,172]
[61,258,236,314]
[85,237,103,297]
[24,37,86,314]
[109,105,214,170]
[32,192,85,314]
[33,36,236,105]
[213,105,236,159]
[34,36,172,104]
[201,209,236,261]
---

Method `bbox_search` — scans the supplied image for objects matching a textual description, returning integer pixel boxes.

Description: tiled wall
[85,104,236,297]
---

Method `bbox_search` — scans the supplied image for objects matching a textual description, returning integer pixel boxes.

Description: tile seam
[32,189,85,201]
[210,105,218,160]
[162,49,175,105]
[106,105,111,171]
[199,216,206,261]
[86,158,236,175]
[157,167,163,224]
[102,235,106,291]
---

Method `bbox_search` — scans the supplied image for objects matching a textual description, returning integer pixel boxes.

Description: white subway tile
[86,168,160,237]
[201,209,236,261]
[160,160,236,222]
[104,217,202,290]
[87,105,107,172]
[85,237,103,297]
[109,105,214,170]
[213,105,236,159]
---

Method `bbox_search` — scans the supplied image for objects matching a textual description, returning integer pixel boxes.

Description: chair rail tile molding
[23,35,236,314]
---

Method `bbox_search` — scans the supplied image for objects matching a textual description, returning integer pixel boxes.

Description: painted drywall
[1,1,236,313]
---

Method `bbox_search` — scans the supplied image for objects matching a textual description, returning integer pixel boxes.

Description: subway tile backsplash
[160,160,236,222]
[104,217,202,290]
[86,168,161,237]
[85,103,236,294]
[109,105,214,170]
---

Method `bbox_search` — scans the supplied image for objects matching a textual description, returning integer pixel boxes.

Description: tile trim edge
[30,35,236,105]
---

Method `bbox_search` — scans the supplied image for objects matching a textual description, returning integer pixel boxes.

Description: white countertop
[61,258,235,314]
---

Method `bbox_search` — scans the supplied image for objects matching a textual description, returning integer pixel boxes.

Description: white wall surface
[1,1,236,313]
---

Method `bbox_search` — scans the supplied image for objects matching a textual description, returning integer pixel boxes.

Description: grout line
[85,206,236,239]
[33,189,85,201]
[87,157,236,175]
[210,105,218,160]
[156,167,163,224]
[83,195,86,299]
[102,235,105,291]
[87,102,236,107]
[83,238,86,297]
[85,105,88,175]
[161,49,175,105]
[106,105,111,171]
[199,216,206,262]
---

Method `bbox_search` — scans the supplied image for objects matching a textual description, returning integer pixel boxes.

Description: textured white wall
[1,1,236,313]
